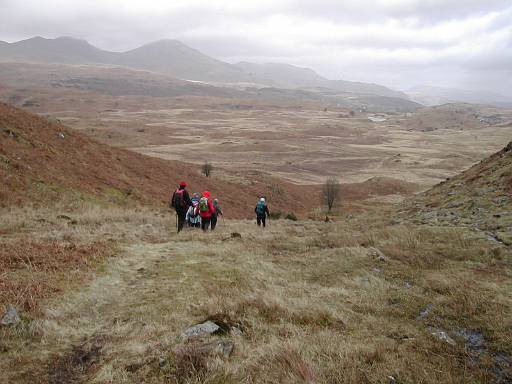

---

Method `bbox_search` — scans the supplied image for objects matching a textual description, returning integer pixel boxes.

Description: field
[1,63,511,186]
[1,204,511,383]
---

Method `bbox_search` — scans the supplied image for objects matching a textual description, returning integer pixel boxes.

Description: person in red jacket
[198,191,216,231]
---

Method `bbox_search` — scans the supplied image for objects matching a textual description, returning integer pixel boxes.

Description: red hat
[203,191,211,198]
[179,181,187,187]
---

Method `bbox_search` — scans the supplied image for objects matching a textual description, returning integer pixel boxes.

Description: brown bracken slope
[0,102,316,218]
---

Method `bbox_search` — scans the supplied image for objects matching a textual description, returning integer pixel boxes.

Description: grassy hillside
[1,103,511,383]
[0,62,421,113]
[0,102,314,217]
[398,141,512,244]
[1,205,510,383]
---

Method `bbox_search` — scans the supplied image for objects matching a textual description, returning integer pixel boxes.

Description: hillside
[0,36,110,64]
[235,61,410,99]
[0,36,410,100]
[408,85,512,107]
[396,103,512,132]
[2,201,511,383]
[399,141,512,244]
[0,62,421,112]
[117,40,255,83]
[0,102,313,217]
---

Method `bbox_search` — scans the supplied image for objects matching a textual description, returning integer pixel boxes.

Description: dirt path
[6,222,279,383]
[6,238,194,382]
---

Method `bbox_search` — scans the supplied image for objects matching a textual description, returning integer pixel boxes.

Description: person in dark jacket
[255,197,270,228]
[171,181,192,233]
[211,198,223,230]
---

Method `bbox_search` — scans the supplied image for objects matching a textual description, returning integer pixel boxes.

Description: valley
[0,62,510,187]
[1,34,511,384]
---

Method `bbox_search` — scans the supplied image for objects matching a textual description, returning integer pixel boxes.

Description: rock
[231,232,242,239]
[456,329,486,355]
[3,129,18,138]
[368,247,387,262]
[230,326,243,336]
[58,132,65,139]
[1,305,21,326]
[416,304,433,320]
[431,330,456,346]
[182,321,220,338]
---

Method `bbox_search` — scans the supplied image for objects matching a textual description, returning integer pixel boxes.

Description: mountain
[0,62,421,112]
[116,40,255,83]
[234,62,329,88]
[407,85,512,107]
[0,36,110,64]
[0,36,409,100]
[0,102,313,217]
[398,141,512,244]
[234,62,410,99]
[0,37,256,83]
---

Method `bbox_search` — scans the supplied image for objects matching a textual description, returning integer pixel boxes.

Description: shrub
[322,177,341,213]
[201,161,213,177]
[285,212,297,221]
[269,210,282,220]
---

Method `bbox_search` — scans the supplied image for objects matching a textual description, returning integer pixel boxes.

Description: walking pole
[176,212,178,232]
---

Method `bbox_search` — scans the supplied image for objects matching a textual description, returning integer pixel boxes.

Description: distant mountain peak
[0,35,411,100]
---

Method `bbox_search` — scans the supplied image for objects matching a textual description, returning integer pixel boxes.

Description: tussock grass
[0,206,511,383]
[0,240,111,313]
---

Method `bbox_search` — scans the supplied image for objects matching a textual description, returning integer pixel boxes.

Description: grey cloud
[0,0,511,98]
[291,0,512,24]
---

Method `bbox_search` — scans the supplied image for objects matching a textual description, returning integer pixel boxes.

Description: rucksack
[173,189,186,209]
[199,197,209,212]
[189,204,198,218]
[256,201,266,215]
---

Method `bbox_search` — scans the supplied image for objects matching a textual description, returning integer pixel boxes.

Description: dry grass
[0,206,511,383]
[0,240,111,313]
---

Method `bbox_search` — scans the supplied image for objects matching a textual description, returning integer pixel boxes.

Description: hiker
[191,192,200,205]
[211,198,223,230]
[170,181,192,233]
[186,193,201,228]
[198,191,216,231]
[255,197,270,228]
[186,200,201,228]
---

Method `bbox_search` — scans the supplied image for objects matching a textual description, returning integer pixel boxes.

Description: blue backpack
[256,201,266,215]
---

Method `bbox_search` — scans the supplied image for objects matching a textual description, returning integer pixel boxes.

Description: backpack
[173,189,186,209]
[189,204,198,218]
[256,201,266,215]
[199,197,209,212]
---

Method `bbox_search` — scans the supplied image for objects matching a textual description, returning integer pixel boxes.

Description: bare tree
[266,182,283,202]
[201,161,213,177]
[322,177,341,213]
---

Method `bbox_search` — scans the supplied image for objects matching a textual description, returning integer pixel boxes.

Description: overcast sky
[1,0,511,97]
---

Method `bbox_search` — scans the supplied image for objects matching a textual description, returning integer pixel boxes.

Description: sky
[1,0,511,97]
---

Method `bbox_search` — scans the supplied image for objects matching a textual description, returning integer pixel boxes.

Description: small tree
[201,161,213,177]
[322,177,341,213]
[266,182,283,202]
